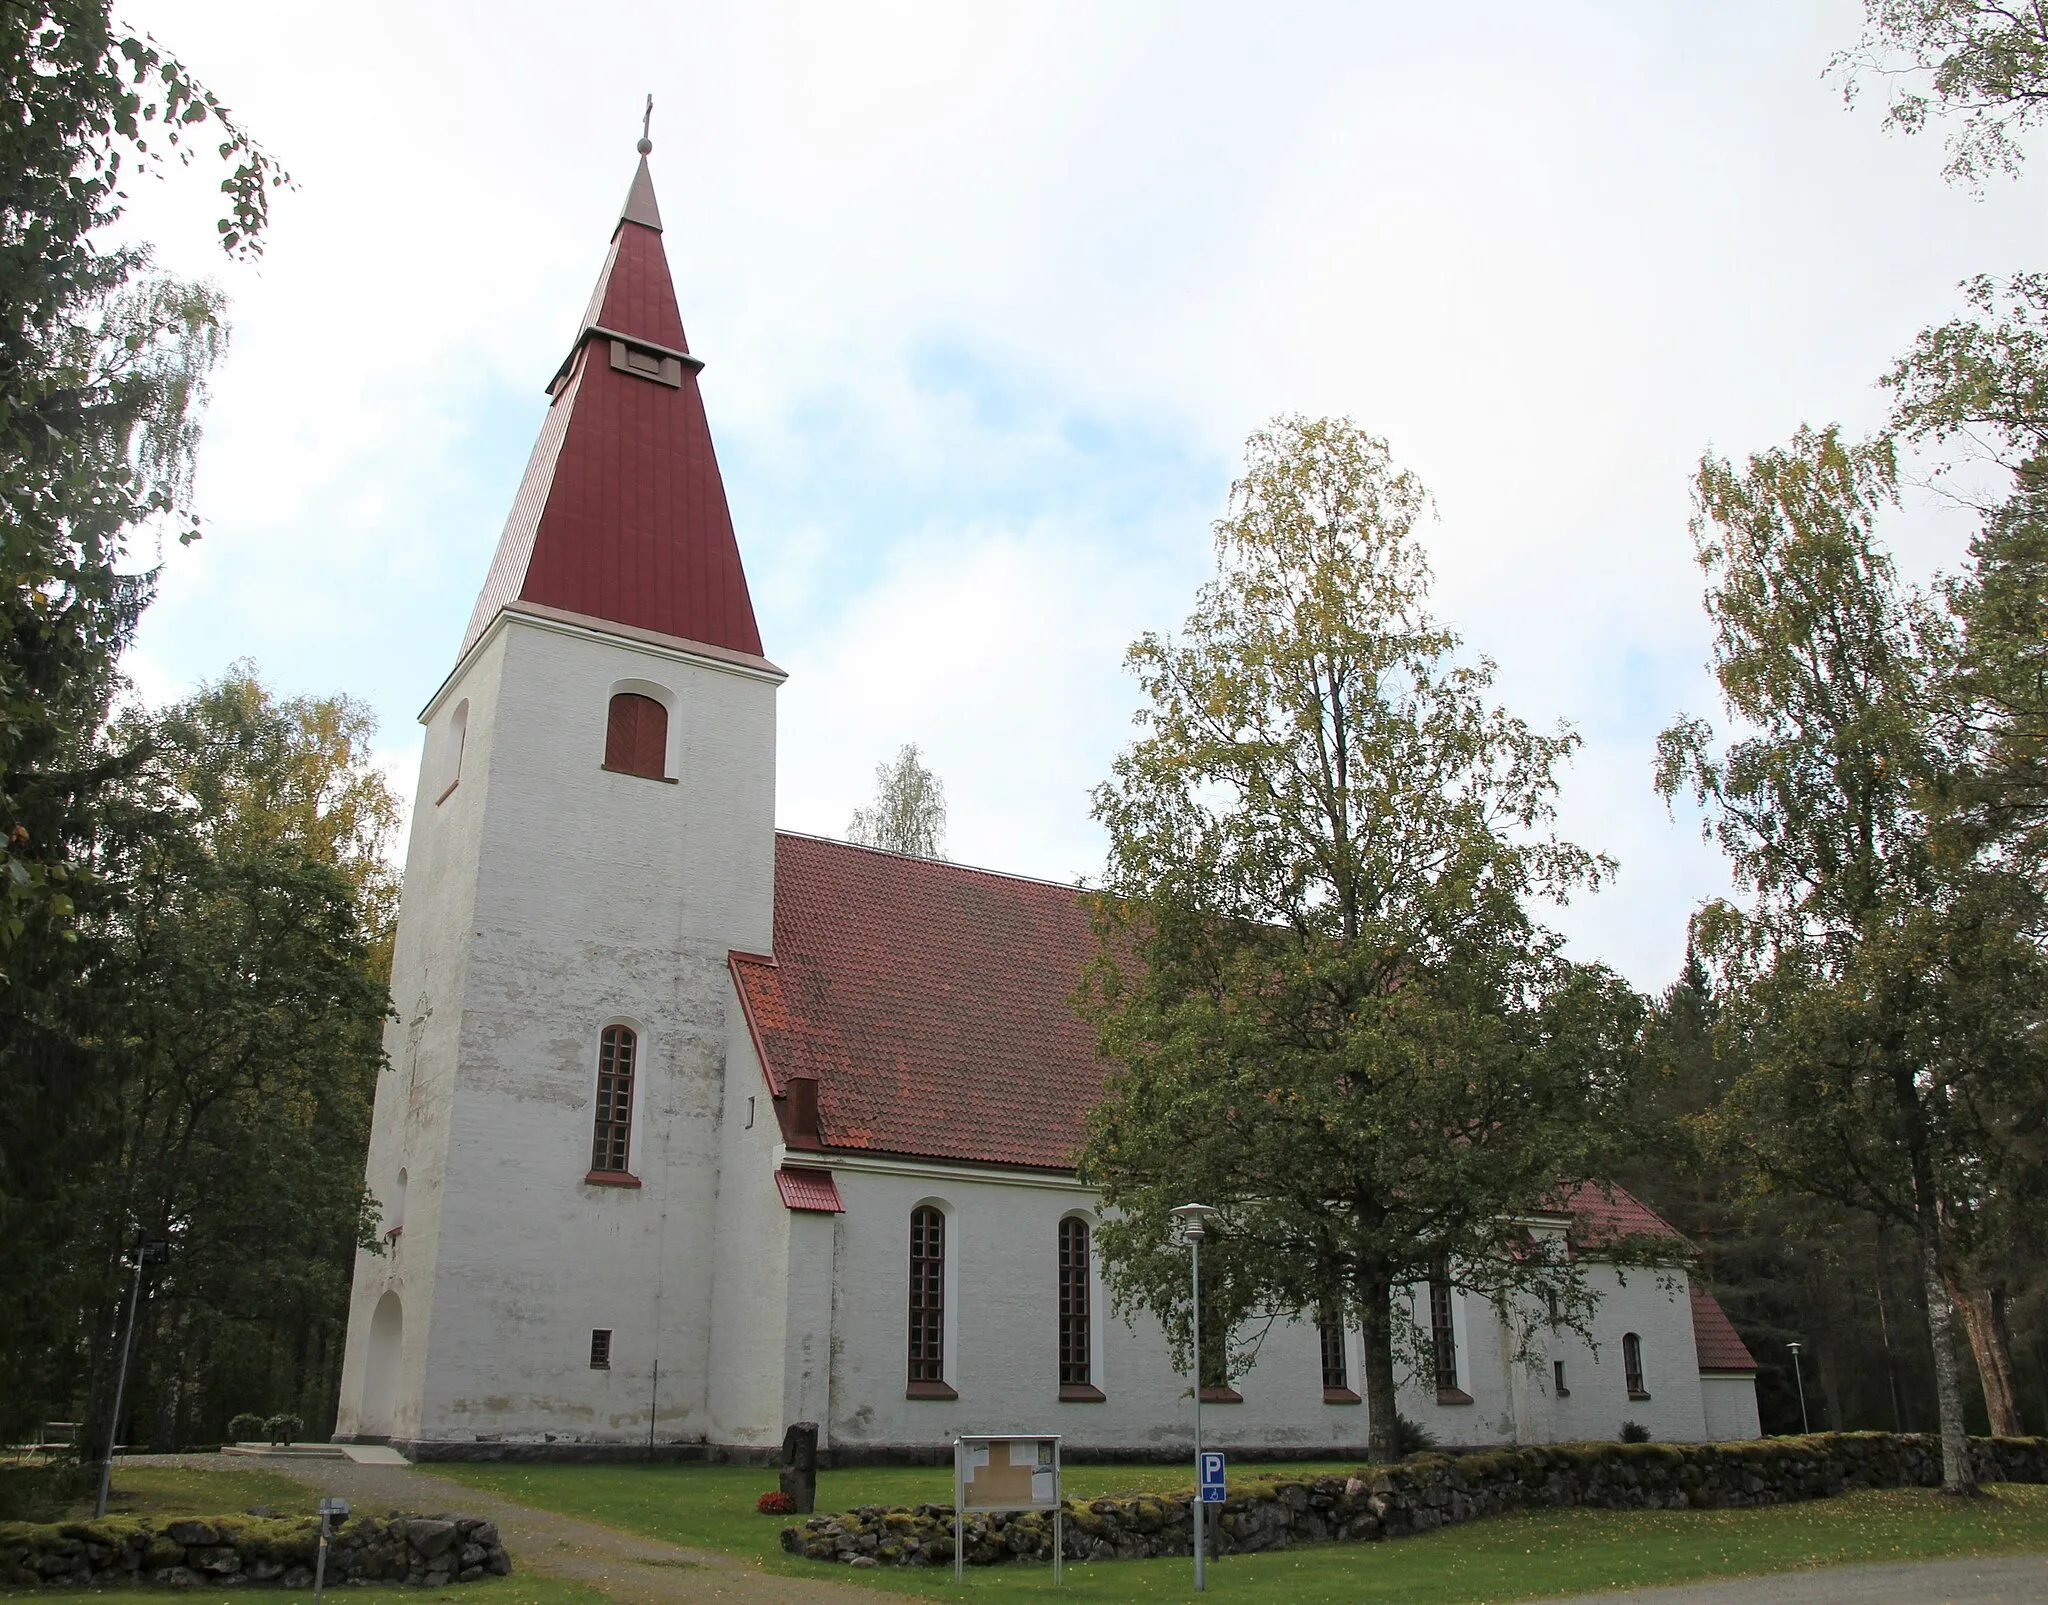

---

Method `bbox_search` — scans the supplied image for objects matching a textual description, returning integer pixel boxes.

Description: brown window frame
[1623,1331,1649,1399]
[604,692,670,780]
[588,1025,637,1178]
[589,1328,612,1370]
[1057,1218,1101,1399]
[907,1206,955,1397]
[1319,1303,1359,1403]
[1430,1265,1470,1403]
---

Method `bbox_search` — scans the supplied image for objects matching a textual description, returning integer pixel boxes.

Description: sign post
[313,1498,350,1605]
[953,1434,1062,1585]
[1168,1203,1218,1592]
[1198,1451,1225,1585]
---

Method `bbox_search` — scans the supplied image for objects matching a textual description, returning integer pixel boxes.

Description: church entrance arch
[362,1291,403,1437]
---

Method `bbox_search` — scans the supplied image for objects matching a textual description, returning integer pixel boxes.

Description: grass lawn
[66,1465,320,1523]
[428,1461,2048,1602]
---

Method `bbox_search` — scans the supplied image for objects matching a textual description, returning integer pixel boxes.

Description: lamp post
[1168,1204,1218,1594]
[1786,1341,1811,1435]
[94,1238,170,1520]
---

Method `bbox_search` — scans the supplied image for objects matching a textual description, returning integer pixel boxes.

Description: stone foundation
[780,1432,2048,1568]
[0,1512,512,1589]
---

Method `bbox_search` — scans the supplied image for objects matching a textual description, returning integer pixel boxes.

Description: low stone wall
[780,1432,2048,1569]
[0,1512,513,1589]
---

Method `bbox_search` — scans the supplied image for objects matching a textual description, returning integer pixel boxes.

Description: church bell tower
[334,132,782,1454]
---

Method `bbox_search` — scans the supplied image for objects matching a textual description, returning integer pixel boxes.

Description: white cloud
[114,0,2048,990]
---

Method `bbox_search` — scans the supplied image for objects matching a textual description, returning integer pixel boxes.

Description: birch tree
[1079,417,1646,1461]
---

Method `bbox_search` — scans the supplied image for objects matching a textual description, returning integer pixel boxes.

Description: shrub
[757,1491,797,1515]
[263,1413,304,1447]
[1392,1413,1438,1458]
[227,1413,266,1443]
[1619,1420,1651,1443]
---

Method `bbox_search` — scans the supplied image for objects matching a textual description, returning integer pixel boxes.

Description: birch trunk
[1947,1273,2025,1438]
[1916,1208,1978,1494]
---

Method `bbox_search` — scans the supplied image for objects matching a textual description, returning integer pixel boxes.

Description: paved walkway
[126,1454,869,1605]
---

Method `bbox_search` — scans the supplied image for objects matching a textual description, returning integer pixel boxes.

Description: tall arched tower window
[1058,1217,1093,1394]
[908,1206,948,1393]
[590,1025,637,1175]
[1623,1331,1649,1399]
[604,692,668,779]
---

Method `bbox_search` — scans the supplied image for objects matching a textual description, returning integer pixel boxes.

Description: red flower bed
[757,1490,796,1515]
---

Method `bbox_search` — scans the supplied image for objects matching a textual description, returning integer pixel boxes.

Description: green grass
[428,1462,2048,1603]
[72,1465,319,1522]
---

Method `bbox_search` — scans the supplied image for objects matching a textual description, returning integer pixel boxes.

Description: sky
[114,0,2047,993]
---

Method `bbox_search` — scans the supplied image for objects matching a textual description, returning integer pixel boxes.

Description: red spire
[462,152,764,661]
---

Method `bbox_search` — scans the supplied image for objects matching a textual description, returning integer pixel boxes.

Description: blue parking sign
[1198,1450,1226,1503]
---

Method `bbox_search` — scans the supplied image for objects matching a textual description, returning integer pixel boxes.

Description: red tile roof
[733,836,1694,1264]
[774,1167,845,1214]
[1690,1285,1758,1373]
[737,834,1104,1170]
[1559,1182,1688,1248]
[461,156,762,661]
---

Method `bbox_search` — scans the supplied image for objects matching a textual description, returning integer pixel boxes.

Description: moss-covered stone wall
[780,1432,2048,1569]
[0,1512,512,1589]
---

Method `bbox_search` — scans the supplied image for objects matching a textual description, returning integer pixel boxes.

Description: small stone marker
[779,1421,819,1513]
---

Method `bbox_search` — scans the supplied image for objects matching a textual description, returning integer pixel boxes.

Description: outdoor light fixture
[1167,1204,1219,1591]
[1786,1341,1811,1435]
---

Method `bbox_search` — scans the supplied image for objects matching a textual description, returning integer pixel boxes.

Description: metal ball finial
[638,94,653,156]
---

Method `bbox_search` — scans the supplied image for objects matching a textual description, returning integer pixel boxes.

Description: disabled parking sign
[1199,1450,1226,1503]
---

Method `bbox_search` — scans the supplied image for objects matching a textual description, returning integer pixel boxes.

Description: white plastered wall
[704,983,797,1447]
[335,632,508,1442]
[1701,1374,1762,1441]
[798,1158,1723,1455]
[346,609,777,1451]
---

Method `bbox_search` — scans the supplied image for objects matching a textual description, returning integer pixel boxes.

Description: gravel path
[122,1454,870,1605]
[1532,1551,2048,1604]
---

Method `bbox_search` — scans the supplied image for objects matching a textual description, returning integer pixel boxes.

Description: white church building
[333,147,1761,1462]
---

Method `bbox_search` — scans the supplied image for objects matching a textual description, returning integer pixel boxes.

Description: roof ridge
[774,829,1092,896]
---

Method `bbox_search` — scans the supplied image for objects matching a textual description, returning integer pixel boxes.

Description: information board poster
[959,1436,1058,1510]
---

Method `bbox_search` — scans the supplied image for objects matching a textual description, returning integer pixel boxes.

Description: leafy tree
[1833,0,2048,187]
[1,0,283,970]
[1659,424,2048,1485]
[0,669,394,1447]
[848,742,948,858]
[1079,417,1647,1460]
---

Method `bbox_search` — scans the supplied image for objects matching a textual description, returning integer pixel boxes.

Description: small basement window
[590,1329,612,1370]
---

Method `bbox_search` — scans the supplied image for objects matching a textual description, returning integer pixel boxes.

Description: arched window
[435,700,468,805]
[1058,1218,1095,1396]
[604,692,667,779]
[1623,1331,1648,1399]
[907,1206,950,1395]
[1429,1262,1469,1403]
[1319,1303,1357,1402]
[590,1025,637,1176]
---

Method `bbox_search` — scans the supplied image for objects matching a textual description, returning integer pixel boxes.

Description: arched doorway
[362,1291,403,1437]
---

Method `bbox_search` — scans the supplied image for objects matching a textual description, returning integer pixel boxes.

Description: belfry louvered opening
[604,692,668,779]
